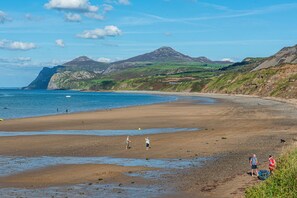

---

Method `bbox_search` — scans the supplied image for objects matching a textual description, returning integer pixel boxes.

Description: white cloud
[97,57,112,63]
[84,13,104,20]
[65,13,81,22]
[118,0,130,5]
[0,57,32,67]
[221,58,234,62]
[0,40,36,50]
[17,57,32,62]
[55,39,65,47]
[45,0,112,22]
[45,0,98,12]
[46,59,67,66]
[103,4,113,13]
[0,11,11,24]
[104,0,130,5]
[77,25,122,39]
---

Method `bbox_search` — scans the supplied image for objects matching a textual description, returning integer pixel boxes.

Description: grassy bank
[203,64,297,99]
[245,143,297,198]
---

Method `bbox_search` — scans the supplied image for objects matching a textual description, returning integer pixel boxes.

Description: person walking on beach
[250,154,259,177]
[126,136,131,150]
[268,155,276,174]
[145,137,150,150]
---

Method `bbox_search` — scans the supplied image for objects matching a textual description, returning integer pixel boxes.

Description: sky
[1,0,297,87]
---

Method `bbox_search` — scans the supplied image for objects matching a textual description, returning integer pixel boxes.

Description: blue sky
[1,0,297,87]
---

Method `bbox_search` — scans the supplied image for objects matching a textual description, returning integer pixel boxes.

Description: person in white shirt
[145,137,150,150]
[126,136,131,150]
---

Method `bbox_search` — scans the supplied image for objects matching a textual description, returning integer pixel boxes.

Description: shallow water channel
[0,128,199,137]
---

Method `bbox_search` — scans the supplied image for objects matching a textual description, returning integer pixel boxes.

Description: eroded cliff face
[253,44,297,71]
[25,66,65,90]
[47,71,96,90]
[25,56,107,90]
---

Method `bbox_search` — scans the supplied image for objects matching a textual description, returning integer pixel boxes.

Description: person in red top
[269,155,276,174]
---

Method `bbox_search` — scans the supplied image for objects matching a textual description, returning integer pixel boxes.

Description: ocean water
[0,89,177,119]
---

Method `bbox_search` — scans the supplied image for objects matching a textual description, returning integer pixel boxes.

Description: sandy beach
[0,92,296,197]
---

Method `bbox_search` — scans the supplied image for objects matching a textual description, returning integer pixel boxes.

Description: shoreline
[2,88,297,122]
[115,90,297,106]
[0,92,296,197]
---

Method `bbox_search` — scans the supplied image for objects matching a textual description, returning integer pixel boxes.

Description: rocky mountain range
[25,44,297,99]
[25,46,232,90]
[104,47,230,74]
[116,47,197,63]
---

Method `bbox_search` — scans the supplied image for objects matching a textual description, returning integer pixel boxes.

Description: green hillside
[51,62,228,91]
[204,64,297,99]
[26,44,297,100]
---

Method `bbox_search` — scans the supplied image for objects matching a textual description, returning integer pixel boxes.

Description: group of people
[126,136,150,150]
[249,154,276,177]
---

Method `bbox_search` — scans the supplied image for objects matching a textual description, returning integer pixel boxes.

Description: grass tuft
[245,143,297,198]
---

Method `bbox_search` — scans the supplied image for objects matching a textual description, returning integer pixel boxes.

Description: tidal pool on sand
[0,156,211,197]
[0,128,199,137]
[0,155,210,177]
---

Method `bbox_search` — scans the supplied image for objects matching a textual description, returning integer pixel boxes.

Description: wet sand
[0,93,296,197]
[0,164,151,188]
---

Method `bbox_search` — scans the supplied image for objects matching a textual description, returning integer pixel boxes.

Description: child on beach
[268,155,276,174]
[126,136,131,149]
[250,154,259,177]
[145,137,150,150]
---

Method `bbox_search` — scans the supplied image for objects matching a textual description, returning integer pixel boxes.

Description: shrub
[245,143,297,198]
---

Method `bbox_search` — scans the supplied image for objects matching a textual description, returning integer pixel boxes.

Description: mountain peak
[71,56,93,62]
[152,46,184,56]
[62,56,96,67]
[155,46,175,51]
[114,46,194,63]
[61,56,109,71]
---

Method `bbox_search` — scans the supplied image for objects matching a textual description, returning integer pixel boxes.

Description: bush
[245,144,297,198]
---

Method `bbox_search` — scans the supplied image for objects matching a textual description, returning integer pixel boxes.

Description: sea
[0,89,178,119]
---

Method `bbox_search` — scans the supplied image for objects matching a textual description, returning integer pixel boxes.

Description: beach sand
[0,93,296,197]
[0,164,151,188]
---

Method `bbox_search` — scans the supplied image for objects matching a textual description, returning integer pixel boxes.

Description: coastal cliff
[25,47,231,90]
[25,66,65,90]
[25,44,297,99]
